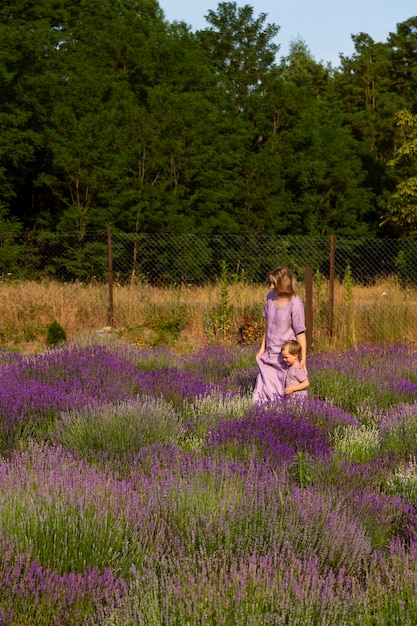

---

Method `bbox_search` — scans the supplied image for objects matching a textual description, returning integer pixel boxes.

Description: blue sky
[158,0,416,67]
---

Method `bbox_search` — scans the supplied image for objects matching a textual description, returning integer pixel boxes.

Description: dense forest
[1,0,417,244]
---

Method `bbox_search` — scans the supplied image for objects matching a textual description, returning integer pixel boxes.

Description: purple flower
[210,403,332,464]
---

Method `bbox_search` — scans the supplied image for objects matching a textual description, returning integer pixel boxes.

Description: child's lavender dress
[252,292,306,404]
[284,362,308,404]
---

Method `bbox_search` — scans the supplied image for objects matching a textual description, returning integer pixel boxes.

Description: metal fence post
[107,226,114,327]
[305,266,313,351]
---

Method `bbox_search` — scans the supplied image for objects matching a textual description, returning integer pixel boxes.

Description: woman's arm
[256,327,266,360]
[296,331,307,371]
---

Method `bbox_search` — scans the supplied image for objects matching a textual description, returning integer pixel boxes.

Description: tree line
[1,0,417,250]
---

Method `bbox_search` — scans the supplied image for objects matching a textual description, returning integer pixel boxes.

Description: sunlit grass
[1,276,417,352]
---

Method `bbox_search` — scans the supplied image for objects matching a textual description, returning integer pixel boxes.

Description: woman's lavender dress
[252,292,306,404]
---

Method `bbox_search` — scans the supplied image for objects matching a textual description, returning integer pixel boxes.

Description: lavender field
[1,339,417,624]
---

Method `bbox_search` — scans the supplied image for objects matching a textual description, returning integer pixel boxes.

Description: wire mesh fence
[2,231,417,347]
[107,233,417,287]
[4,231,417,286]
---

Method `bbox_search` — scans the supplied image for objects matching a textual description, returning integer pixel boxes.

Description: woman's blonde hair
[268,265,297,296]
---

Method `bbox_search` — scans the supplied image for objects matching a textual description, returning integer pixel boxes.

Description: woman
[253,265,307,404]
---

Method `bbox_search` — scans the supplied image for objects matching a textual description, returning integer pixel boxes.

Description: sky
[157,0,417,67]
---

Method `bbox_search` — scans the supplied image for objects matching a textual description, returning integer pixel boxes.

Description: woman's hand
[256,330,266,361]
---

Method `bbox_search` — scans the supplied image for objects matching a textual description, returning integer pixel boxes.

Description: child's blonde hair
[268,265,297,296]
[281,340,301,357]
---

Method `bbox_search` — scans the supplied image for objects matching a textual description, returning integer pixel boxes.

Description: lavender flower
[210,403,333,464]
[1,341,417,623]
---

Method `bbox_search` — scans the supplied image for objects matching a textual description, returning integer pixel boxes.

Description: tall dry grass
[0,281,105,350]
[331,275,417,348]
[0,277,416,353]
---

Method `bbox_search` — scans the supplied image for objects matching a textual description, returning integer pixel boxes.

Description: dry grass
[0,281,109,352]
[1,277,416,353]
[331,276,417,348]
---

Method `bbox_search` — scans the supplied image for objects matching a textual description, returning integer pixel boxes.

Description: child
[281,340,309,402]
[253,265,307,404]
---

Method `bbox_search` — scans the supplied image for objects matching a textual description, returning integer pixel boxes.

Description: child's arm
[284,379,309,395]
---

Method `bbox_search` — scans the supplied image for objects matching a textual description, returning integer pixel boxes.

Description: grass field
[0,276,416,353]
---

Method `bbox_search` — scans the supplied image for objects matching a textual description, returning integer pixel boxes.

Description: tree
[115,21,251,235]
[196,2,280,112]
[0,0,66,219]
[0,203,24,277]
[0,0,167,235]
[387,17,417,108]
[381,110,417,235]
[336,33,402,160]
[38,63,146,238]
[249,41,375,236]
[2,0,417,249]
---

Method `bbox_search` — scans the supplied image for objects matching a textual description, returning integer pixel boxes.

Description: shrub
[46,320,67,346]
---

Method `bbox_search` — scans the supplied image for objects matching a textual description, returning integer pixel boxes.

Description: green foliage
[46,320,67,346]
[207,260,234,338]
[333,424,381,464]
[0,204,24,277]
[196,2,279,109]
[343,264,355,347]
[0,488,146,581]
[183,391,253,441]
[288,451,313,488]
[156,470,249,557]
[386,458,417,503]
[38,232,109,281]
[382,110,417,235]
[0,0,417,264]
[2,0,412,244]
[380,409,417,459]
[146,303,189,346]
[311,367,411,417]
[0,410,58,455]
[54,397,185,457]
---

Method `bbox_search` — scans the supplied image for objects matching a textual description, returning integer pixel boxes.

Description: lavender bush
[0,341,417,624]
[55,396,186,457]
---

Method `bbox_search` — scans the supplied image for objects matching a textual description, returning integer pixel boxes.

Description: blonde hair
[268,265,297,297]
[281,340,301,356]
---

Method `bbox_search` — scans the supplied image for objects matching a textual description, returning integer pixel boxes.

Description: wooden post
[328,234,335,341]
[305,266,313,351]
[107,226,114,327]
